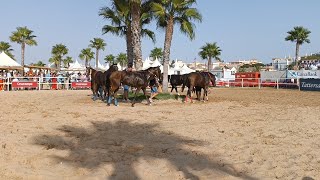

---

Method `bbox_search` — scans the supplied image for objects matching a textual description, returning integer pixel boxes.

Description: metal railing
[216,78,299,89]
[1,77,301,91]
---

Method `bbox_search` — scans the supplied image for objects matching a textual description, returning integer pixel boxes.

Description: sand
[0,88,319,179]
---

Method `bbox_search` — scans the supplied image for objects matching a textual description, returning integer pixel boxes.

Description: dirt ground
[0,88,319,179]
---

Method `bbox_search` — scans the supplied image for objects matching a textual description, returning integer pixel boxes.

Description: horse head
[206,72,216,87]
[109,64,119,72]
[146,66,162,82]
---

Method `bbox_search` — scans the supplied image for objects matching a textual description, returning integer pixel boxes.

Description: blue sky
[1,0,319,64]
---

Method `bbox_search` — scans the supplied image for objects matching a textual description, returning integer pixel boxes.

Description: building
[272,57,294,70]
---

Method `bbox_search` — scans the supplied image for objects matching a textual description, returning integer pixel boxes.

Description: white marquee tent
[68,60,86,71]
[0,52,21,67]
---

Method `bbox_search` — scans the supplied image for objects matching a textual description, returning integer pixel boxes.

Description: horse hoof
[107,104,111,106]
[131,104,135,107]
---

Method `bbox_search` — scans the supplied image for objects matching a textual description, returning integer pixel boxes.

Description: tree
[33,60,46,67]
[285,26,311,66]
[63,56,74,68]
[105,54,116,64]
[150,47,163,63]
[116,53,128,69]
[79,48,95,67]
[10,26,37,73]
[198,42,222,71]
[151,0,202,92]
[51,44,69,70]
[130,0,143,70]
[89,38,106,69]
[0,41,15,60]
[99,0,155,69]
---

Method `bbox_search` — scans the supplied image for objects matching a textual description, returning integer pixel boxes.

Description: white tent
[68,60,85,71]
[151,57,162,67]
[97,61,108,70]
[105,63,110,70]
[117,63,122,70]
[142,57,152,70]
[0,52,21,67]
[180,64,195,74]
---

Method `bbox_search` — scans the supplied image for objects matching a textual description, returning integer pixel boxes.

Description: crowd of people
[299,60,320,70]
[0,69,90,91]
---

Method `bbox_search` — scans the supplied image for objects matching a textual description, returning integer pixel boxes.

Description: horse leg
[205,87,209,101]
[93,83,98,101]
[113,87,119,106]
[98,86,104,100]
[190,86,194,103]
[102,85,108,101]
[175,87,180,96]
[131,87,141,107]
[142,87,150,104]
[107,86,114,106]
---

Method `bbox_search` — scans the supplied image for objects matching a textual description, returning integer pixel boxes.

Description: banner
[300,79,320,91]
[12,81,38,88]
[71,82,91,88]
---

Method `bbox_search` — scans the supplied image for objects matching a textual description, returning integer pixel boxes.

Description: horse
[108,66,161,107]
[87,65,118,101]
[168,74,184,95]
[182,71,216,102]
[86,66,100,98]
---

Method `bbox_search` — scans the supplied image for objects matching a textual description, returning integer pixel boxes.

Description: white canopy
[151,57,162,67]
[97,61,108,70]
[0,52,21,67]
[68,60,85,71]
[117,63,122,70]
[142,57,152,70]
[180,64,195,74]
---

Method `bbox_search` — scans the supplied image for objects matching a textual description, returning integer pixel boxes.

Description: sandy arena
[0,88,319,179]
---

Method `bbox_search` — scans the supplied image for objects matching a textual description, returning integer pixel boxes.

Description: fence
[0,77,304,92]
[0,77,91,91]
[216,78,299,89]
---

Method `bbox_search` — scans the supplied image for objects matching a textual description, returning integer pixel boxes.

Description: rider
[123,63,134,102]
[148,77,159,105]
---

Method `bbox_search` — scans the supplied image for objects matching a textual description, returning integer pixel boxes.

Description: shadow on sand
[33,120,257,179]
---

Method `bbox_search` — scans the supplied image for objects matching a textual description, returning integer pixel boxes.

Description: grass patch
[118,92,185,101]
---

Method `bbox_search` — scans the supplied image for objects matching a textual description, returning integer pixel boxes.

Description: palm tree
[150,47,163,63]
[33,60,46,67]
[0,41,15,60]
[63,56,74,68]
[130,0,143,70]
[116,53,128,69]
[151,0,202,92]
[285,26,311,66]
[105,54,116,64]
[89,38,106,69]
[79,48,95,67]
[49,56,60,69]
[99,0,155,69]
[10,26,37,73]
[51,44,69,70]
[199,42,222,71]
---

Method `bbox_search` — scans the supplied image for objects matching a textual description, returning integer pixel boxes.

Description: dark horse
[182,71,216,102]
[108,66,161,107]
[168,74,186,95]
[87,65,118,101]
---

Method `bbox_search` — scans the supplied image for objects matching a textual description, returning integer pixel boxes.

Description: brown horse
[86,66,100,98]
[108,66,161,107]
[87,65,118,101]
[182,71,216,102]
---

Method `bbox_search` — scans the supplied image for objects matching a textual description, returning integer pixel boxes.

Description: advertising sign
[71,82,91,88]
[12,81,38,88]
[300,79,320,91]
